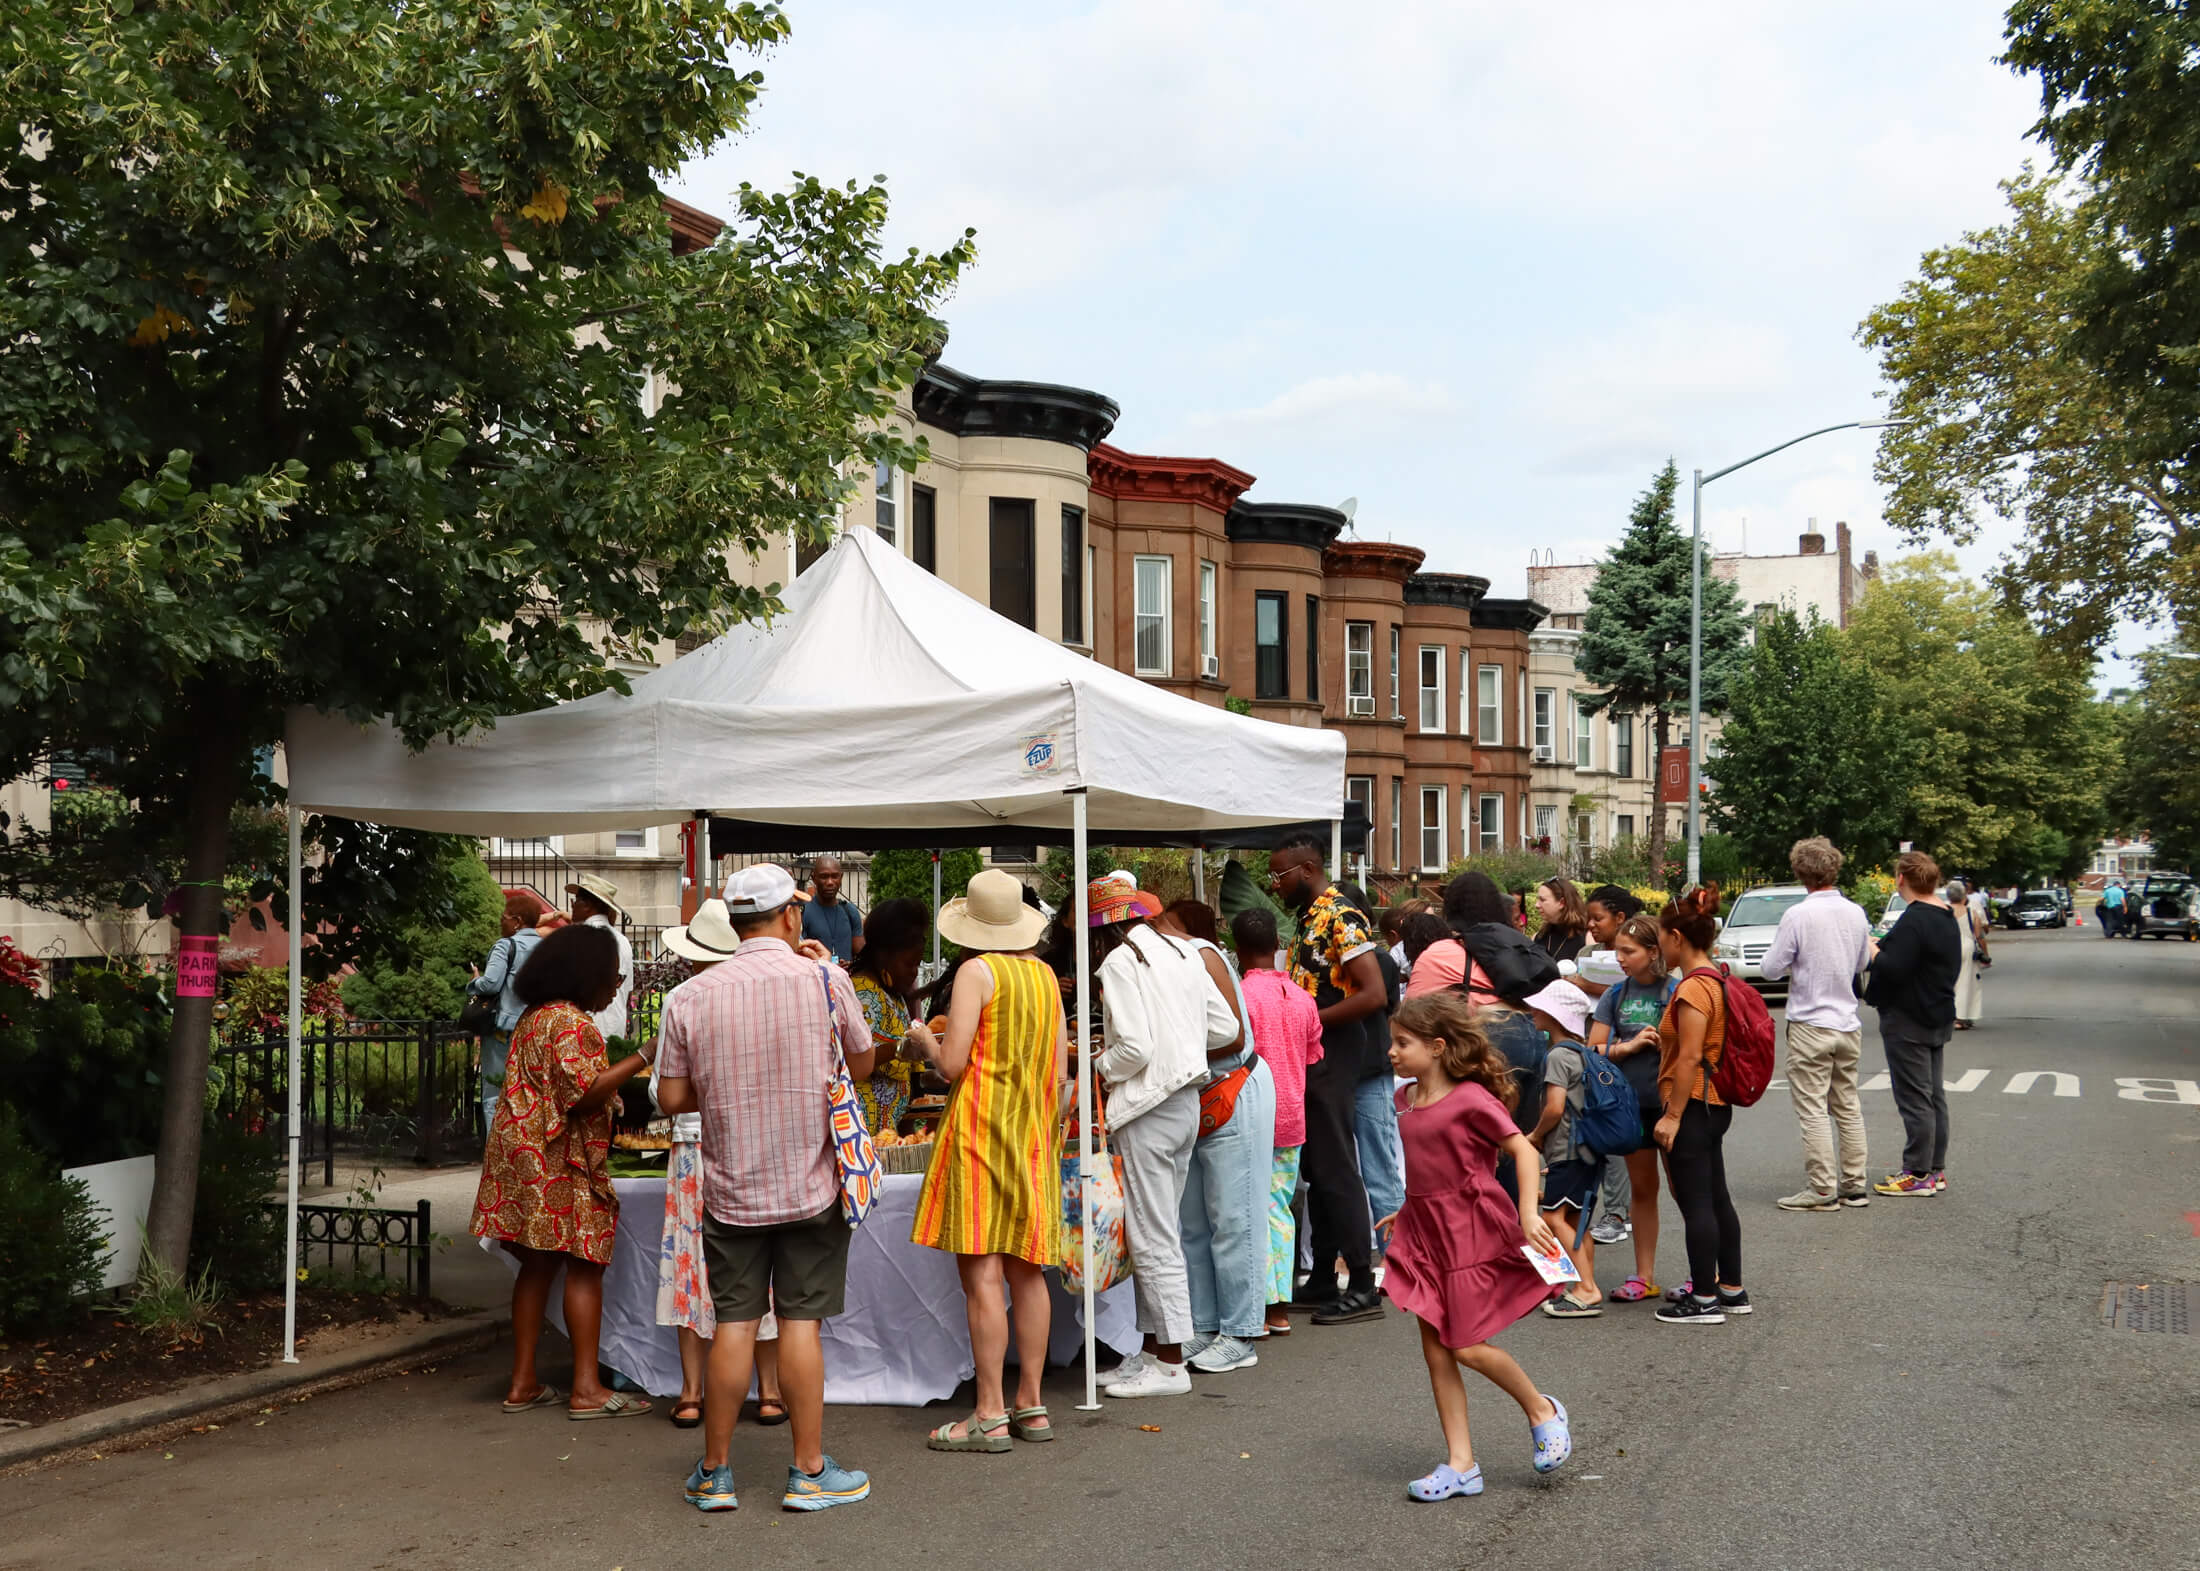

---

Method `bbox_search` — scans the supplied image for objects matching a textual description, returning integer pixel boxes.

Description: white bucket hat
[663,898,739,964]
[937,868,1049,953]
[1523,978,1594,1040]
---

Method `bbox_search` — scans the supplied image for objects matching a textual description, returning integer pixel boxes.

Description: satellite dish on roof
[1338,497,1358,526]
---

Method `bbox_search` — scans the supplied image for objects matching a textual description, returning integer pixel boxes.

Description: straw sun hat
[938,869,1049,952]
[662,898,739,964]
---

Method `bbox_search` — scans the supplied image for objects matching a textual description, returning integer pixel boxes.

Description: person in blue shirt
[799,856,865,965]
[467,898,543,1134]
[2099,880,2126,939]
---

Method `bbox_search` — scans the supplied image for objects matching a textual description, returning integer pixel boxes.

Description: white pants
[1111,1084,1200,1346]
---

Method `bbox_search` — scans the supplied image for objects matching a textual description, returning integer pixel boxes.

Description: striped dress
[911,953,1064,1264]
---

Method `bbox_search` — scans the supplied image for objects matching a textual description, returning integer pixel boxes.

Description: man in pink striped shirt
[1231,909,1324,1336]
[656,864,875,1515]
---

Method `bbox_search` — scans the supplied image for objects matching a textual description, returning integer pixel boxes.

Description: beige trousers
[1786,1021,1867,1194]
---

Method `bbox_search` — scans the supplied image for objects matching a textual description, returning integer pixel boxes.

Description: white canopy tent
[280,528,1346,1403]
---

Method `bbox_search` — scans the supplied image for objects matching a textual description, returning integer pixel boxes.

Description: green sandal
[1009,1406,1055,1443]
[927,1412,1011,1453]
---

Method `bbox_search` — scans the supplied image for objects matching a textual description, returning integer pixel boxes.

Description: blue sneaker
[685,1459,738,1512]
[782,1455,871,1512]
[1530,1395,1572,1474]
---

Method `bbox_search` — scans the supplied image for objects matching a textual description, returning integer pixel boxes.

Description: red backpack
[1685,964,1776,1108]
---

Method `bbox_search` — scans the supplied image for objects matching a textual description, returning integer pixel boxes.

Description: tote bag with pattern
[1058,1086,1132,1293]
[818,965,882,1228]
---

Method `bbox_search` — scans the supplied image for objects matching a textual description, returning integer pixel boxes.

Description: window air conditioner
[1347,696,1375,717]
[1202,655,1220,679]
[1533,744,1555,763]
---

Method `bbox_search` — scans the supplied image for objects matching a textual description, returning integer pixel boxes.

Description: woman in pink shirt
[1231,908,1324,1336]
[1402,872,1516,1004]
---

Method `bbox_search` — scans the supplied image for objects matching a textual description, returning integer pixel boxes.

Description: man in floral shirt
[1266,835,1386,1325]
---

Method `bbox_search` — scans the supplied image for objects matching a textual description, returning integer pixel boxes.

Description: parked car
[2124,873,2199,941]
[2003,890,2065,930]
[1713,884,1812,993]
[2053,886,2074,916]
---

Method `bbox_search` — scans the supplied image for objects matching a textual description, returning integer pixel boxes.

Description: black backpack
[1453,921,1562,1004]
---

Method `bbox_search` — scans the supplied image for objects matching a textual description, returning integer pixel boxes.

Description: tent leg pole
[931,851,942,967]
[283,807,303,1364]
[1192,844,1206,904]
[1331,819,1343,884]
[1073,792,1099,1412]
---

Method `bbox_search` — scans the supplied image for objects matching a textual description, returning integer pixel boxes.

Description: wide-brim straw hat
[662,898,739,964]
[565,872,626,922]
[938,868,1050,952]
[1086,875,1163,928]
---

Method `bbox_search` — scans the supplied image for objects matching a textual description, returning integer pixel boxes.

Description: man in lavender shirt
[1758,837,1875,1211]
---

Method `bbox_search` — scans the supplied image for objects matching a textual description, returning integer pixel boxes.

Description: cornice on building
[1226,500,1348,552]
[913,363,1121,451]
[1322,539,1426,583]
[1404,572,1491,612]
[1088,443,1256,512]
[1471,596,1548,632]
[660,195,726,256]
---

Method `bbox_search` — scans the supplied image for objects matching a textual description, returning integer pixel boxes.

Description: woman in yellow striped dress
[913,870,1068,1453]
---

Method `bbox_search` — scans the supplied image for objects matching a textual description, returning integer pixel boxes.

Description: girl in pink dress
[1378,991,1575,1501]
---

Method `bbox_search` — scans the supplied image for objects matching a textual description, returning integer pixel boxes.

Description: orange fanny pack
[1197,1064,1252,1139]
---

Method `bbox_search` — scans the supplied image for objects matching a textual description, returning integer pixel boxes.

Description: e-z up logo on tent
[1019,734,1059,778]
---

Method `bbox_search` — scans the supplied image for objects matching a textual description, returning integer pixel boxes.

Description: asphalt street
[4,924,2194,1571]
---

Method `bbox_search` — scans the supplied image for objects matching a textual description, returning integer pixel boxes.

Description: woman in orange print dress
[470,923,655,1419]
[913,870,1067,1453]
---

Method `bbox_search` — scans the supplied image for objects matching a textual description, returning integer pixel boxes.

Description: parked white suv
[1713,884,1813,995]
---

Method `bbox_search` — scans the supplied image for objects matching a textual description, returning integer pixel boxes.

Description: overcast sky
[667,2,2159,674]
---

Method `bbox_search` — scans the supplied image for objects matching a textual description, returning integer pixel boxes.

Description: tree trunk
[1649,707,1671,889]
[142,688,245,1279]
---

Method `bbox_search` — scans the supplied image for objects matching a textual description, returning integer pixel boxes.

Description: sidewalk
[301,1157,507,1312]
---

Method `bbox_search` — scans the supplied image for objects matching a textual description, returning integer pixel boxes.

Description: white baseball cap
[723,863,811,917]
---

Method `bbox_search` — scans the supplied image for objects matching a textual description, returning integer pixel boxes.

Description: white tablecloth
[488,1172,1141,1406]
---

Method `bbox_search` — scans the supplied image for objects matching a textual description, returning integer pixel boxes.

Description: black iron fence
[265,1198,435,1300]
[212,1019,482,1183]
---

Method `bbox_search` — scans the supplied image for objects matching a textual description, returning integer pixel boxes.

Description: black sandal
[669,1399,704,1429]
[755,1397,789,1426]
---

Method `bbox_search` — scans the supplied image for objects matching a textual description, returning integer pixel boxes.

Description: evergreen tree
[1711,608,1911,874]
[1574,462,1750,881]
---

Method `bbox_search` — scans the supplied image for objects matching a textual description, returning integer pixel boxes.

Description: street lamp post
[1686,420,1910,888]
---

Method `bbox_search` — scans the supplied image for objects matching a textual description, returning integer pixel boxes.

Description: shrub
[1847,870,1895,915]
[0,1109,105,1334]
[341,847,506,1020]
[870,848,985,928]
[1443,849,1561,896]
[0,963,170,1168]
[190,1111,284,1292]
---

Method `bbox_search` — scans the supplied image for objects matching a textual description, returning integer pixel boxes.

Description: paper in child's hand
[1519,1244,1581,1285]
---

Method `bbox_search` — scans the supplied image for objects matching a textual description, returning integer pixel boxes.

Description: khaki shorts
[701,1203,850,1323]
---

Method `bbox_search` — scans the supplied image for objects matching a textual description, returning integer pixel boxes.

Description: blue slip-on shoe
[1408,1462,1484,1502]
[1531,1395,1572,1475]
[782,1455,871,1512]
[685,1459,738,1512]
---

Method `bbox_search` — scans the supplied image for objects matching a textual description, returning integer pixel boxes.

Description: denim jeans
[479,1029,511,1140]
[1351,1072,1405,1244]
[1112,1083,1202,1344]
[1181,1059,1277,1339]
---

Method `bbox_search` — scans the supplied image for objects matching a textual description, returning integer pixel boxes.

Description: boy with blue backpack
[1520,979,1641,1318]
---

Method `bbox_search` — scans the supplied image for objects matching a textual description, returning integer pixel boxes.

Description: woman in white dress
[1947,881,1991,1029]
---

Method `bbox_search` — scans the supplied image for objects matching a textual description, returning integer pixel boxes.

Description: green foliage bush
[1443,849,1560,895]
[869,848,984,928]
[0,963,170,1168]
[0,1109,105,1334]
[341,846,506,1020]
[190,1112,283,1292]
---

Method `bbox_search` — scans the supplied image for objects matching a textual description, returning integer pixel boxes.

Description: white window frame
[1082,544,1096,655]
[1574,697,1595,770]
[1613,712,1634,778]
[873,458,899,545]
[1477,664,1502,745]
[490,834,564,855]
[1345,621,1375,715]
[1419,785,1447,873]
[1534,804,1556,844]
[1478,793,1503,853]
[1418,646,1445,733]
[1390,777,1404,871]
[613,826,659,858]
[1198,560,1219,677]
[1533,689,1555,758]
[1389,626,1402,719]
[1616,813,1635,841]
[1133,555,1173,677]
[1346,776,1374,843]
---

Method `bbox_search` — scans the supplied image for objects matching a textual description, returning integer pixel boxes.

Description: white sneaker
[1105,1356,1192,1399]
[1099,1351,1146,1385]
[1179,1332,1218,1364]
[1188,1334,1259,1374]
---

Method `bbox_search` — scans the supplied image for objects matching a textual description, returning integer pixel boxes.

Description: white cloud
[1186,372,1462,433]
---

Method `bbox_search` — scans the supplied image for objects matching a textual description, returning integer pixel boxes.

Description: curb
[0,1311,504,1476]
